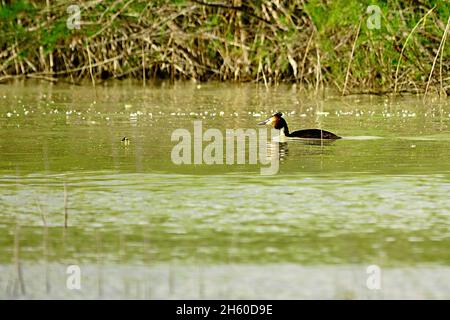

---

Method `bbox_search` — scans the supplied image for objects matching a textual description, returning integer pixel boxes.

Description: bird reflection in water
[261,141,289,164]
[262,138,338,164]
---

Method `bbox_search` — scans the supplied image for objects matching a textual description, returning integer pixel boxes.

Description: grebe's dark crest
[258,112,341,140]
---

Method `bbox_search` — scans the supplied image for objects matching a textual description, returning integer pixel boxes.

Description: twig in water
[14,225,26,296]
[36,199,47,227]
[64,182,68,229]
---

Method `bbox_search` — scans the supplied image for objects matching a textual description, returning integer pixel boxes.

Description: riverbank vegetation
[1,0,449,95]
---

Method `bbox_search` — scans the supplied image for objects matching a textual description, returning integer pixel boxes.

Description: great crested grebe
[258,112,341,140]
[121,137,130,145]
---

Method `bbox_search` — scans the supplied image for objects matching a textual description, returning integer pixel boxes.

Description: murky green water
[0,81,449,299]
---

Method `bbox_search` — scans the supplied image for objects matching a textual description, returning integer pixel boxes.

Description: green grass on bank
[0,0,449,94]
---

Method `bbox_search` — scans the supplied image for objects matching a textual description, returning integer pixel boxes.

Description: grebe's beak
[258,117,273,125]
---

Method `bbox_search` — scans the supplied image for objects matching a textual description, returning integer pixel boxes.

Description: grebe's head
[257,112,287,130]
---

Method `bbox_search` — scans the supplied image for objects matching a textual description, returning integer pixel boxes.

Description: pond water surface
[0,81,449,299]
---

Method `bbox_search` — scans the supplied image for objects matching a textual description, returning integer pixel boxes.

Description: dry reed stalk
[394,6,435,93]
[425,16,450,97]
[142,44,146,86]
[315,47,322,94]
[342,20,362,96]
[86,41,96,88]
[259,58,269,90]
[300,32,314,85]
